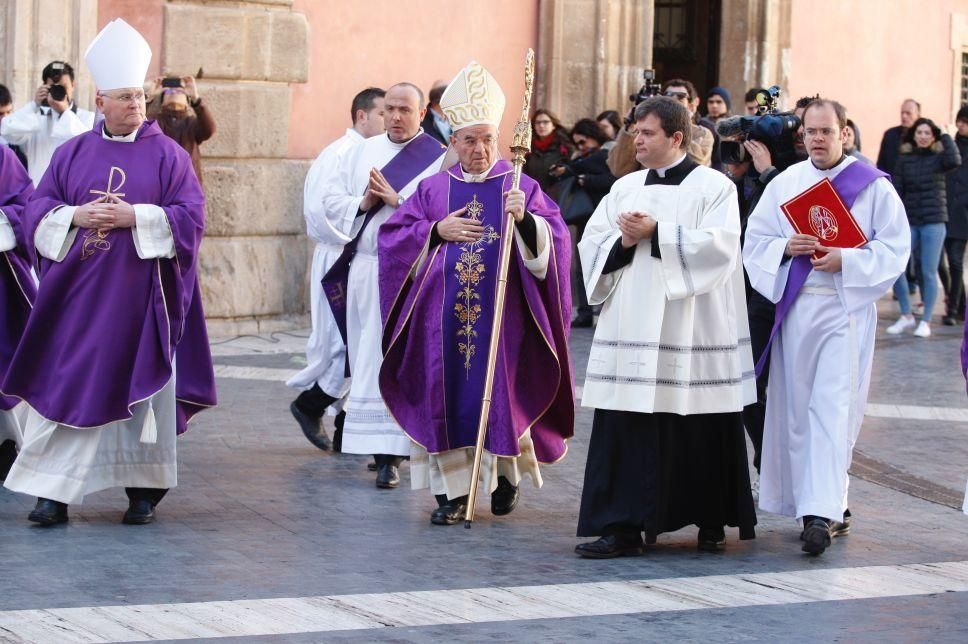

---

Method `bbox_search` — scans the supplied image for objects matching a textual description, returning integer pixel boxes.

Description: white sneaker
[886,316,916,335]
[914,321,931,337]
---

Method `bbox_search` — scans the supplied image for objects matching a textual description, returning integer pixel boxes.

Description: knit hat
[706,86,731,111]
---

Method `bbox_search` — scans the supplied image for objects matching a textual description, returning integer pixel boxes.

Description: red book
[780,178,868,259]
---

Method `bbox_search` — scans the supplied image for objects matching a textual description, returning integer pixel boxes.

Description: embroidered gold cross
[81,166,127,261]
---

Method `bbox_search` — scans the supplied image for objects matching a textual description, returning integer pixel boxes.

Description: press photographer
[0,61,95,184]
[146,74,215,181]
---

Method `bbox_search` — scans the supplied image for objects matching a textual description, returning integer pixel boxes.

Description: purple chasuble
[0,145,35,411]
[378,160,574,462]
[755,160,889,377]
[2,121,216,431]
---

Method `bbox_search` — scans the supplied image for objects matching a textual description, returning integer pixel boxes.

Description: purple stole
[322,132,443,349]
[440,171,511,447]
[755,160,888,377]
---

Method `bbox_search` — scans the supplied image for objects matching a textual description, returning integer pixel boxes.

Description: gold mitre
[440,61,506,131]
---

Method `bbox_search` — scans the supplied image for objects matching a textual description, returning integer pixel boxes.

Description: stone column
[718,0,793,109]
[536,0,654,125]
[161,0,310,336]
[1,0,99,110]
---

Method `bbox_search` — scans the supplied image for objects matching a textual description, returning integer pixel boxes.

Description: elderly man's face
[900,100,919,128]
[451,124,498,174]
[383,85,424,144]
[95,87,146,135]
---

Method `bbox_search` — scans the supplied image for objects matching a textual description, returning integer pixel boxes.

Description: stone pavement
[0,297,966,642]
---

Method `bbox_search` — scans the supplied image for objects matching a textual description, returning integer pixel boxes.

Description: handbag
[554,176,596,224]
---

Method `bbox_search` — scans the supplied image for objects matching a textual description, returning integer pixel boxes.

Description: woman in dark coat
[549,118,618,327]
[522,109,573,194]
[887,117,962,337]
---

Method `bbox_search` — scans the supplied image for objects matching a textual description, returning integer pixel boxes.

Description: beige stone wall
[536,0,654,125]
[1,0,99,111]
[159,0,311,336]
[717,0,793,111]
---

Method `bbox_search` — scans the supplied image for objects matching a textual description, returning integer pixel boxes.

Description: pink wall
[97,0,165,79]
[787,0,965,164]
[289,0,540,160]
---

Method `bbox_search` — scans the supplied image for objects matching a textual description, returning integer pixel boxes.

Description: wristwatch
[396,194,406,207]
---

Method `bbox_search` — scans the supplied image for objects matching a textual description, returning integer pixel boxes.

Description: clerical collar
[811,154,849,172]
[462,160,498,183]
[101,125,138,143]
[644,154,698,186]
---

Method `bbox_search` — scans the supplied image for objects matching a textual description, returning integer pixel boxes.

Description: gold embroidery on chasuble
[81,166,127,261]
[454,193,500,378]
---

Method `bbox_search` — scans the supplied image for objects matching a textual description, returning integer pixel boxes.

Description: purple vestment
[378,160,574,463]
[0,145,35,411]
[1,121,216,431]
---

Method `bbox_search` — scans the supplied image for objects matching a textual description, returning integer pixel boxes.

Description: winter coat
[893,134,961,226]
[523,134,573,194]
[946,133,968,239]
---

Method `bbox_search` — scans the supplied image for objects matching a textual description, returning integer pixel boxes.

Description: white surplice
[3,127,179,505]
[743,156,910,521]
[0,101,95,185]
[286,128,364,401]
[321,130,445,456]
[578,161,756,415]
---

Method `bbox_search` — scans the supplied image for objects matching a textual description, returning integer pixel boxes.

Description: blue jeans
[893,222,946,321]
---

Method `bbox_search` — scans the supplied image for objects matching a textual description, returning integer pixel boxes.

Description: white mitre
[85,18,152,91]
[440,61,506,131]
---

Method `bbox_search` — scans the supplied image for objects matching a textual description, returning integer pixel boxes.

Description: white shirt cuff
[132,204,175,259]
[0,210,15,252]
[35,206,78,262]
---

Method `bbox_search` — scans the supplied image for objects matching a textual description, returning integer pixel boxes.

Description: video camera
[625,68,662,125]
[716,86,801,169]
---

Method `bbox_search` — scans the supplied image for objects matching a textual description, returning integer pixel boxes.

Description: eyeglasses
[534,119,553,126]
[664,91,689,99]
[99,91,145,104]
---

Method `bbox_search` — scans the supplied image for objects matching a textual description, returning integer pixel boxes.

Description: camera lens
[48,85,67,102]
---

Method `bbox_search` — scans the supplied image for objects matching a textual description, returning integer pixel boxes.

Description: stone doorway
[651,0,722,95]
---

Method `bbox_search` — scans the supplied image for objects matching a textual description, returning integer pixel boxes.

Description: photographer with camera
[715,86,807,484]
[607,75,713,178]
[0,61,95,185]
[146,75,215,181]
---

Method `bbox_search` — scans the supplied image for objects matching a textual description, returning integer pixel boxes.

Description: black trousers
[577,409,756,540]
[741,290,774,473]
[944,237,967,318]
[293,383,337,418]
[125,487,168,505]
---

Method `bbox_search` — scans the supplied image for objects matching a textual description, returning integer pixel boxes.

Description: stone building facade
[3,0,968,334]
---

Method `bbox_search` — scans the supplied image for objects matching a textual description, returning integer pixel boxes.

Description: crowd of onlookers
[0,61,215,188]
[523,83,968,339]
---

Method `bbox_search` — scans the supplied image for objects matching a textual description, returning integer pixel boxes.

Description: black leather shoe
[431,497,468,525]
[800,509,851,540]
[376,462,400,489]
[28,498,68,526]
[801,517,832,555]
[697,526,726,552]
[0,439,17,481]
[290,401,332,451]
[122,499,156,525]
[491,476,519,516]
[575,534,644,559]
[943,316,957,326]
